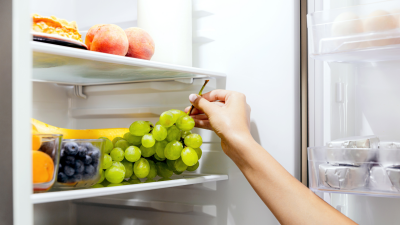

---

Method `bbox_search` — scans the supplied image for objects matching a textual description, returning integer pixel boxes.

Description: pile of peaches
[85,25,155,60]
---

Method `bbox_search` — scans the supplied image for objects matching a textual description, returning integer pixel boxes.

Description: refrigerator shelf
[309,146,400,198]
[31,174,228,204]
[32,42,226,86]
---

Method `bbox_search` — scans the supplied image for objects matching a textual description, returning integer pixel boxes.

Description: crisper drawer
[308,0,400,61]
[308,143,400,198]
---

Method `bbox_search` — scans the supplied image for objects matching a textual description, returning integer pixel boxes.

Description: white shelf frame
[32,174,228,204]
[32,42,226,86]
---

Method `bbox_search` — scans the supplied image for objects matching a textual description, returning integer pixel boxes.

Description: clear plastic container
[308,0,400,61]
[309,146,400,198]
[53,139,105,189]
[33,134,63,193]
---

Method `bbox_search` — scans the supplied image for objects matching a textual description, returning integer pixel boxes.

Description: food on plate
[32,14,83,42]
[364,10,399,46]
[57,140,102,184]
[125,27,155,60]
[32,150,54,183]
[31,118,129,141]
[331,12,363,36]
[85,24,129,56]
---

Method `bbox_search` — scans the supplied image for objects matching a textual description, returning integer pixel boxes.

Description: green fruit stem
[187,80,209,116]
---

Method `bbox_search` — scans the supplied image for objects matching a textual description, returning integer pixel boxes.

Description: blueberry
[73,174,83,182]
[85,165,95,176]
[75,160,85,174]
[82,142,93,151]
[84,155,92,165]
[82,173,92,180]
[91,148,100,163]
[59,163,63,172]
[64,142,78,156]
[77,146,87,158]
[57,172,68,183]
[64,156,75,165]
[64,165,75,176]
[60,149,65,158]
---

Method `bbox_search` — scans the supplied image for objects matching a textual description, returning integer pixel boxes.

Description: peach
[32,151,54,183]
[85,24,129,56]
[125,27,155,60]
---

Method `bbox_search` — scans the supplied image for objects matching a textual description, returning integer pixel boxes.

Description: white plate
[32,31,87,50]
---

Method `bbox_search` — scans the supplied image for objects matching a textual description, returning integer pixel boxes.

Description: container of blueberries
[53,139,105,189]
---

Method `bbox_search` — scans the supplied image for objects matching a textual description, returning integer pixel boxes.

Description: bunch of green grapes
[91,109,203,188]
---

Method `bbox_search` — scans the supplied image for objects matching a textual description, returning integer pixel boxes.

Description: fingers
[190,114,209,120]
[189,94,219,116]
[201,89,233,102]
[185,101,225,115]
[193,119,213,130]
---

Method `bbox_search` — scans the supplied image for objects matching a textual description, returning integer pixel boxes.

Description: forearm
[225,135,356,225]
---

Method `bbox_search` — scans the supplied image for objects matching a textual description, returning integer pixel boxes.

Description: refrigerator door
[308,0,400,224]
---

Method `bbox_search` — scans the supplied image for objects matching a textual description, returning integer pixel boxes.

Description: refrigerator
[0,0,301,225]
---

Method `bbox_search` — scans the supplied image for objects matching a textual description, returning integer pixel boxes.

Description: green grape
[101,179,110,187]
[121,160,134,178]
[174,157,188,172]
[142,133,156,148]
[166,125,180,142]
[154,153,166,161]
[110,147,125,162]
[184,134,203,148]
[145,178,156,183]
[186,161,199,171]
[97,169,105,183]
[181,130,192,139]
[91,184,104,188]
[129,179,141,184]
[153,125,167,141]
[159,111,174,127]
[145,121,154,127]
[168,109,186,123]
[146,159,157,179]
[140,145,156,157]
[194,147,203,159]
[123,132,142,146]
[125,146,141,162]
[105,166,125,184]
[155,140,168,158]
[130,121,151,136]
[108,183,124,187]
[176,115,195,131]
[99,137,113,154]
[115,139,129,150]
[102,154,113,169]
[156,162,173,178]
[158,177,172,181]
[121,181,130,185]
[130,174,138,180]
[166,159,176,171]
[134,158,150,178]
[181,147,199,166]
[112,161,126,171]
[164,141,183,160]
[112,137,123,146]
[174,171,183,175]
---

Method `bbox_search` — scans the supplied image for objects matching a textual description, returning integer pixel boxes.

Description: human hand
[184,90,252,155]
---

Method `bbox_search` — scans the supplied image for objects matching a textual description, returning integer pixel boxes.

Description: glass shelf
[32,42,225,86]
[31,174,228,204]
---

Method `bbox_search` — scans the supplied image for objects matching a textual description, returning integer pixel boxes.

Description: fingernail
[189,94,198,102]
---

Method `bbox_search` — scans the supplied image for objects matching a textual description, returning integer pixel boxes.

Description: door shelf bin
[308,147,400,198]
[308,0,400,62]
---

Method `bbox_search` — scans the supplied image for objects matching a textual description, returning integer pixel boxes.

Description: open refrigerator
[0,0,301,224]
[308,0,400,224]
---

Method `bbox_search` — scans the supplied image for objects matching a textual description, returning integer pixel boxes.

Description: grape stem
[187,80,209,116]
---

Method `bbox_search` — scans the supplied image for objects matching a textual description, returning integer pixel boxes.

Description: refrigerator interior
[30,0,300,225]
[308,0,400,224]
